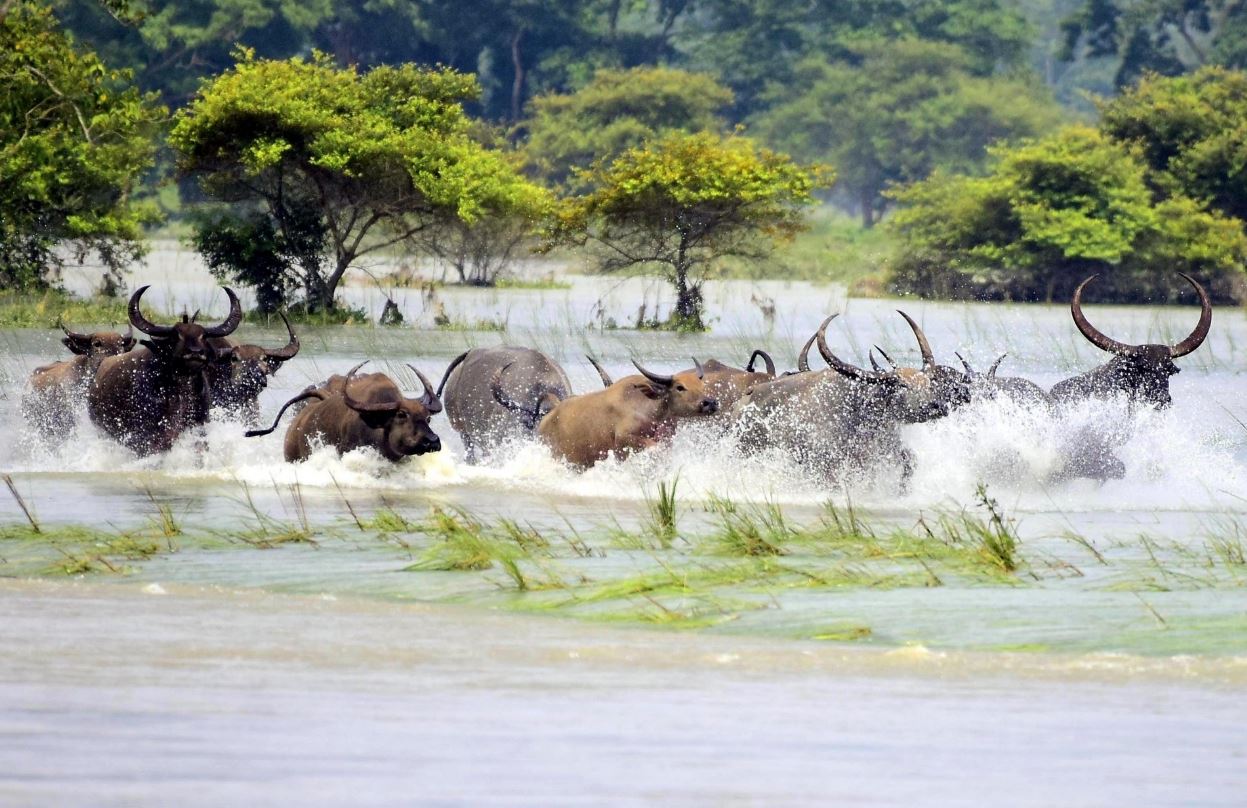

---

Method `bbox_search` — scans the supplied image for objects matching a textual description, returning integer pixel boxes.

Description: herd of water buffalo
[21,273,1213,486]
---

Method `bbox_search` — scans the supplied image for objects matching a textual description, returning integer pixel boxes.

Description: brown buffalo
[730,312,970,487]
[87,286,241,456]
[492,360,718,468]
[586,351,776,413]
[207,313,300,424]
[23,324,136,438]
[247,363,443,462]
[437,346,572,463]
[1051,273,1211,408]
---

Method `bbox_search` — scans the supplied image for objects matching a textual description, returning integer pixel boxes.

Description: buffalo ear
[62,336,92,355]
[631,382,665,400]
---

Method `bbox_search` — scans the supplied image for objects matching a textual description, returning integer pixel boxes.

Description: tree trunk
[510,29,525,122]
[860,186,875,228]
[671,236,704,330]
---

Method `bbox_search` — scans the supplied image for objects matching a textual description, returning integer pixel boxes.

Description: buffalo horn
[1070,275,1133,356]
[343,363,399,413]
[796,333,816,372]
[264,313,300,361]
[407,364,443,414]
[816,314,891,383]
[896,310,935,369]
[874,345,898,369]
[632,360,673,386]
[586,355,614,388]
[128,286,176,337]
[691,358,705,380]
[203,288,243,338]
[746,349,776,376]
[954,352,975,376]
[1169,273,1213,358]
[60,323,90,343]
[868,350,883,372]
[988,354,1007,377]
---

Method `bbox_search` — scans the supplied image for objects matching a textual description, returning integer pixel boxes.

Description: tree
[545,131,830,329]
[0,0,164,292]
[1060,0,1247,88]
[1099,66,1247,220]
[751,40,1063,226]
[678,0,1034,114]
[170,51,550,312]
[888,125,1247,302]
[522,65,732,187]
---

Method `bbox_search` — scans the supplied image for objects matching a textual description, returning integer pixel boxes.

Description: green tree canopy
[751,39,1063,226]
[522,65,733,187]
[170,50,551,312]
[889,125,1247,302]
[0,0,164,291]
[545,130,830,329]
[1099,66,1247,221]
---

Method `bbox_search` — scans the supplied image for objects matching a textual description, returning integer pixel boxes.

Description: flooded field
[1,250,1245,802]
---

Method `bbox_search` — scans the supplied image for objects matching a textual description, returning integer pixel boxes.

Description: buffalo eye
[395,411,408,420]
[675,384,686,392]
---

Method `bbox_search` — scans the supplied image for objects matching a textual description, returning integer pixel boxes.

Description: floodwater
[2,248,1246,802]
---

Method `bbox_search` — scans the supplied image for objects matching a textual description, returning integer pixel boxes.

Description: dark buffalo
[207,313,300,424]
[492,360,718,469]
[87,286,241,456]
[1050,273,1211,408]
[23,324,136,438]
[730,312,970,487]
[247,363,443,462]
[438,346,572,463]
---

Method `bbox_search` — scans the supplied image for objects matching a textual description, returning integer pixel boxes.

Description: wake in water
[6,391,1244,515]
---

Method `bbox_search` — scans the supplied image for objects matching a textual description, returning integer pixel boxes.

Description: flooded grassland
[1,253,1246,803]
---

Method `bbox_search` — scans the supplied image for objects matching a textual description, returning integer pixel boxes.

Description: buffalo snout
[700,397,720,415]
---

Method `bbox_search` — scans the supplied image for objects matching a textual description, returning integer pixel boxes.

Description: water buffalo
[586,350,777,412]
[492,360,718,469]
[207,313,300,424]
[87,286,241,456]
[247,363,443,462]
[23,324,136,438]
[954,353,1051,405]
[730,312,970,487]
[1050,273,1211,408]
[438,346,572,463]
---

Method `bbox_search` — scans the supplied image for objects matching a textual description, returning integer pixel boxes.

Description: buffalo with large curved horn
[208,312,301,424]
[1051,273,1212,408]
[87,286,243,455]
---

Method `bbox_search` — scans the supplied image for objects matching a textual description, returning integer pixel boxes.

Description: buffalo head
[60,323,135,371]
[129,285,242,373]
[340,365,443,459]
[1066,273,1211,408]
[631,359,719,416]
[815,310,970,422]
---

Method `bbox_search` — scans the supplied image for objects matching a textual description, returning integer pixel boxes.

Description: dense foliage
[889,125,1247,302]
[523,66,733,188]
[0,0,163,291]
[752,39,1063,227]
[170,51,550,311]
[545,131,830,329]
[1060,0,1247,88]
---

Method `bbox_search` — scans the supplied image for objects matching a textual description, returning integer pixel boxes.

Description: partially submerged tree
[545,131,830,330]
[171,51,550,312]
[522,66,733,187]
[889,125,1247,302]
[0,0,163,292]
